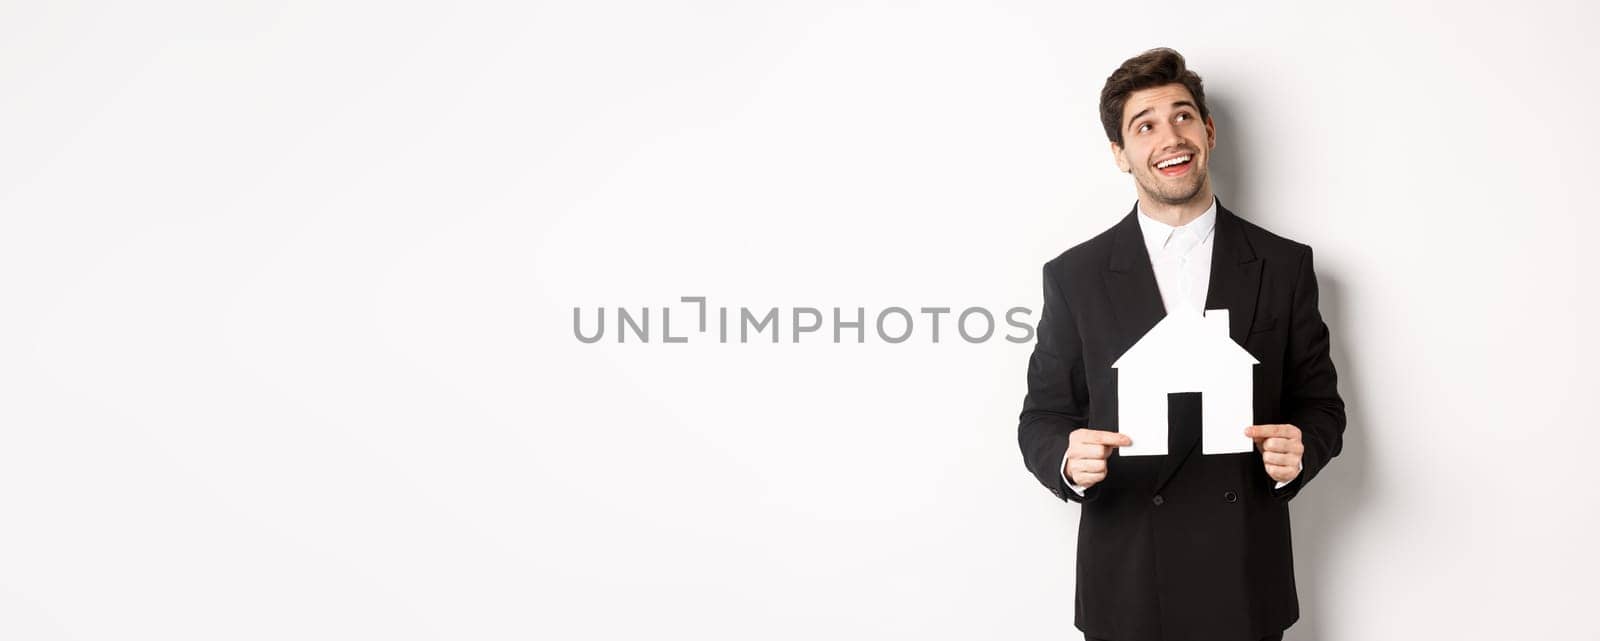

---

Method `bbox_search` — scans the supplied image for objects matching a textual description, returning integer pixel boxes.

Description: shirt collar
[1135,195,1218,254]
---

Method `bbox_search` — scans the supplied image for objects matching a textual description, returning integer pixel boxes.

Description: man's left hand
[1244,424,1303,484]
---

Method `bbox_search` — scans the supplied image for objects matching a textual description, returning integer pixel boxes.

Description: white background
[2,2,1596,639]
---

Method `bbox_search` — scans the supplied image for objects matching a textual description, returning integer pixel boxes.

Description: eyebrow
[1126,101,1198,131]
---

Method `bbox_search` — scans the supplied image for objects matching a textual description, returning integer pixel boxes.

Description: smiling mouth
[1153,154,1194,177]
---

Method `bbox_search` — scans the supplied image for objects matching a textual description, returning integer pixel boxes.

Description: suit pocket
[1248,314,1279,334]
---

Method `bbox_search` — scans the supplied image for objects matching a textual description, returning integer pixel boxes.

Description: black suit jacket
[1018,198,1346,641]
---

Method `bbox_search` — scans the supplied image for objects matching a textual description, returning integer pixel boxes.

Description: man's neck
[1137,187,1215,227]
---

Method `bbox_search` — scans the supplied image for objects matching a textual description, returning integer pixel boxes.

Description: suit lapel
[1106,198,1264,494]
[1205,200,1264,348]
[1103,203,1166,358]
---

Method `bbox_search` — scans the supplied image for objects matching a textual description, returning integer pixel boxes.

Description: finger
[1265,463,1297,482]
[1069,443,1108,460]
[1245,424,1297,440]
[1264,437,1297,453]
[1244,426,1266,450]
[1262,451,1298,466]
[1074,472,1105,488]
[1068,463,1107,479]
[1070,457,1110,477]
[1077,429,1133,447]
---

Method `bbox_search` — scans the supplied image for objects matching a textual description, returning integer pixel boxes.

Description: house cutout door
[1168,391,1202,457]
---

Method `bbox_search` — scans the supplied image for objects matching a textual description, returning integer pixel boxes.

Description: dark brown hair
[1099,48,1210,147]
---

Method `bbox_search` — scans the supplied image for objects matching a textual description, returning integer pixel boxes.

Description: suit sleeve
[1272,246,1346,501]
[1019,262,1100,504]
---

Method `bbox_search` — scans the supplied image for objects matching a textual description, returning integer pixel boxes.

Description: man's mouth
[1153,154,1194,177]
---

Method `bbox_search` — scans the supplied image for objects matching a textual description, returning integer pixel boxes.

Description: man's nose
[1161,126,1189,152]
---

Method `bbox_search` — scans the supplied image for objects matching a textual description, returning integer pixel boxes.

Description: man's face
[1111,83,1216,207]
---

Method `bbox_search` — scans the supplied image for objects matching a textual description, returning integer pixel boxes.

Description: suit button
[1224,491,1238,503]
[1053,488,1064,497]
[1152,495,1164,506]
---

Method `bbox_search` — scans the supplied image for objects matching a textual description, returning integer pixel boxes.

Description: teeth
[1156,155,1191,169]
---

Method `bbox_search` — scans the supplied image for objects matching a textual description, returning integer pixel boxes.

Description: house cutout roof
[1112,308,1258,371]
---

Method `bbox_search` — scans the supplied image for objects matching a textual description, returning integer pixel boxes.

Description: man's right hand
[1064,428,1133,490]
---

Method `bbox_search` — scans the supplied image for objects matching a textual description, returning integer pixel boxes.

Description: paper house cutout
[1112,308,1258,457]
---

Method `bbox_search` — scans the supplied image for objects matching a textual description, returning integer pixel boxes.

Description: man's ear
[1110,141,1130,173]
[1205,115,1217,150]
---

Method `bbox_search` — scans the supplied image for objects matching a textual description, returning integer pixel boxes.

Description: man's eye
[1177,113,1190,121]
[1138,123,1150,133]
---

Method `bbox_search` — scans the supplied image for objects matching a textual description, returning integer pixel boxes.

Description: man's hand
[1245,424,1304,484]
[1064,428,1133,490]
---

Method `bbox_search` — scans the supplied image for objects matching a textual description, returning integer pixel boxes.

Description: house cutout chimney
[1112,308,1258,457]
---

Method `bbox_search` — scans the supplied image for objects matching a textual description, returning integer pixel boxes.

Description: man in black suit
[1018,48,1346,641]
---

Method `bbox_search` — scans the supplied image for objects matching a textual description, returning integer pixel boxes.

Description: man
[1017,48,1346,641]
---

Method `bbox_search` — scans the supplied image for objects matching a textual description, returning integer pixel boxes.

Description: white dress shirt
[1062,197,1297,495]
